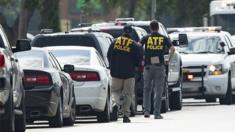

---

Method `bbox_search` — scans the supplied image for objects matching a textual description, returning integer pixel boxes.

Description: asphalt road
[26,99,235,132]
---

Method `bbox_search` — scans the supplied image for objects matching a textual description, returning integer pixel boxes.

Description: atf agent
[107,25,141,123]
[140,20,175,119]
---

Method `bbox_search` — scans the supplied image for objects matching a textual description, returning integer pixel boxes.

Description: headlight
[208,64,223,75]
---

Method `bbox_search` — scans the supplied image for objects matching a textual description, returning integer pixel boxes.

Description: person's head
[150,20,159,32]
[123,24,133,36]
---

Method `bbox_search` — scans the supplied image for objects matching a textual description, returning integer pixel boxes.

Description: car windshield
[15,50,48,69]
[178,36,223,54]
[32,35,96,48]
[50,49,91,66]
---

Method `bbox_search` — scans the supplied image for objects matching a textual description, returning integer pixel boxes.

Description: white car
[46,46,118,122]
[169,28,235,104]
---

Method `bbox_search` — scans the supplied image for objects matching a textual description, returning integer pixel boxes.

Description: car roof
[34,31,112,38]
[45,46,96,52]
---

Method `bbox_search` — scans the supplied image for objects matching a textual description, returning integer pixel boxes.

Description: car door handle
[10,57,14,61]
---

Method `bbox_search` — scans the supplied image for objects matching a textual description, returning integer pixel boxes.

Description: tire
[110,105,118,121]
[97,97,110,123]
[169,68,183,110]
[49,97,63,128]
[205,98,216,103]
[63,97,76,126]
[169,90,182,110]
[161,78,169,113]
[220,73,232,105]
[0,90,15,132]
[15,86,26,132]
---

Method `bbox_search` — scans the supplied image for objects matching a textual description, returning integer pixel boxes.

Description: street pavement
[26,99,235,132]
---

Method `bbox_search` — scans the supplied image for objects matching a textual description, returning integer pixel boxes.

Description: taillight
[69,71,100,81]
[140,61,144,73]
[0,53,5,68]
[23,74,51,87]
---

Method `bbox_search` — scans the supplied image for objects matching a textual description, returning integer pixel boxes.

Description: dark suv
[31,31,113,66]
[0,25,31,132]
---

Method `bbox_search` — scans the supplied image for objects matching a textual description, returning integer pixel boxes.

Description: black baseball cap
[123,24,133,34]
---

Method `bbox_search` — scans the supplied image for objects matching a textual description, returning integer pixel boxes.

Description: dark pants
[143,65,165,116]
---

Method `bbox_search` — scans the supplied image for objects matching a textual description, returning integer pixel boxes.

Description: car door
[0,28,23,106]
[49,53,71,113]
[224,34,235,91]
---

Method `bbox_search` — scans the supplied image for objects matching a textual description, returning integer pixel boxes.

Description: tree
[0,0,60,46]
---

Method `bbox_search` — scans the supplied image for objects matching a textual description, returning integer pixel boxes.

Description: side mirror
[63,64,75,72]
[220,42,226,47]
[178,33,188,45]
[13,39,31,52]
[172,40,179,46]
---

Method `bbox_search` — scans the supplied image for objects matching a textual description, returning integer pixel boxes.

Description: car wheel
[15,85,26,132]
[97,96,110,123]
[161,78,169,113]
[49,97,63,127]
[205,98,216,103]
[63,97,76,126]
[169,76,182,111]
[220,73,232,105]
[110,105,118,121]
[0,90,15,132]
[169,90,182,110]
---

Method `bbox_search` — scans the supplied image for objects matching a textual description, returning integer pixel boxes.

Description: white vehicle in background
[210,0,235,35]
[169,27,235,104]
[46,46,118,122]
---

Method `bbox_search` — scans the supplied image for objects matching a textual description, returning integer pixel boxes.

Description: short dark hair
[150,20,159,31]
[123,24,133,34]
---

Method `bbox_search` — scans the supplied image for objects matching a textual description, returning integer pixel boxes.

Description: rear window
[100,29,140,41]
[32,35,96,48]
[15,50,49,69]
[50,49,91,66]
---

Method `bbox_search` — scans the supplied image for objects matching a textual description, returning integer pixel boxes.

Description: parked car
[169,27,235,104]
[31,31,113,67]
[0,24,31,132]
[15,48,76,127]
[46,46,118,122]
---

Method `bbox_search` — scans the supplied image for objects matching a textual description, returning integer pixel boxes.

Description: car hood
[181,54,226,67]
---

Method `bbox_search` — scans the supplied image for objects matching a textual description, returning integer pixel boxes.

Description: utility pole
[151,0,156,19]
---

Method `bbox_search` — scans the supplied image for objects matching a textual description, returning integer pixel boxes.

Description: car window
[179,36,222,54]
[15,50,50,69]
[32,35,97,48]
[48,53,62,70]
[0,28,11,49]
[48,56,59,70]
[224,35,233,48]
[138,25,150,33]
[159,24,168,37]
[50,49,91,66]
[135,28,147,39]
[96,36,111,57]
[95,51,106,67]
[0,35,5,48]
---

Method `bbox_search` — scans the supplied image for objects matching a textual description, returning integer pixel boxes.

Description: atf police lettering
[146,36,164,50]
[114,37,133,52]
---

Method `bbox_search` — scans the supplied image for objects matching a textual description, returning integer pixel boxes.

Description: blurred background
[0,0,212,45]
